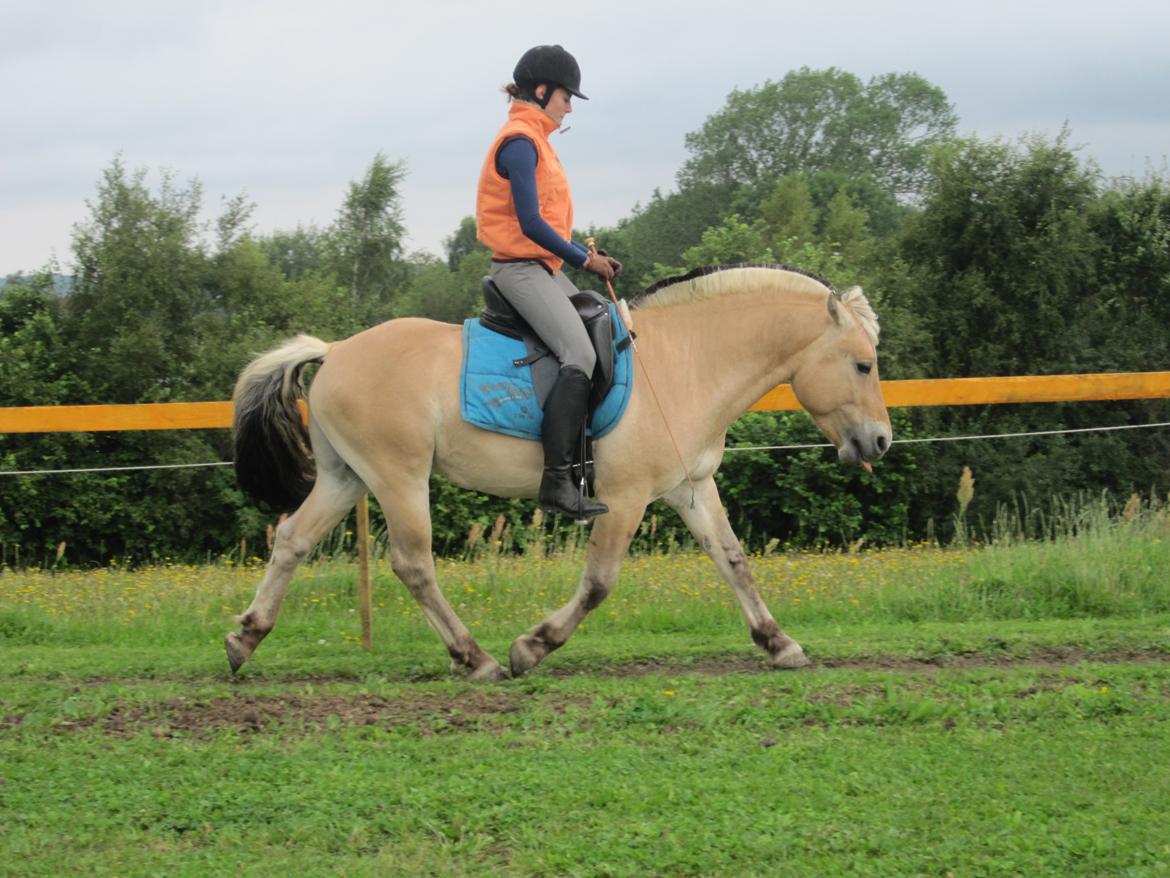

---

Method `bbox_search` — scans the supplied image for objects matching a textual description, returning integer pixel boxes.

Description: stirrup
[539,494,609,524]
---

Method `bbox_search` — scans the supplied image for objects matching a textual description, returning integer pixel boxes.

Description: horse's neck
[637,287,823,432]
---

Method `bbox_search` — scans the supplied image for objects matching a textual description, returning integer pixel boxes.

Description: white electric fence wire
[1,421,1168,477]
[0,461,233,477]
[722,420,1170,453]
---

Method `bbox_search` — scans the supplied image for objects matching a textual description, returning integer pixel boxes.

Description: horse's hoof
[770,642,811,670]
[469,661,510,683]
[509,636,543,678]
[224,633,249,674]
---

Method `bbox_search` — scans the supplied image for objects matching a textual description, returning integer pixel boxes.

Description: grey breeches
[489,261,596,375]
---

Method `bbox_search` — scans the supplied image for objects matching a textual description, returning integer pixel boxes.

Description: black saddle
[480,277,625,409]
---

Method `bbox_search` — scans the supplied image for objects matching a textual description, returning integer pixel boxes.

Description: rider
[476,45,621,520]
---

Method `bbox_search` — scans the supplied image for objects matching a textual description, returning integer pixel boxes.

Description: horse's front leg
[509,502,646,677]
[663,477,809,669]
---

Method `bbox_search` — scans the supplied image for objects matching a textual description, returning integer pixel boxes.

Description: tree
[1087,176,1170,370]
[396,250,492,323]
[644,213,775,285]
[898,133,1100,378]
[891,133,1170,541]
[759,176,818,253]
[256,155,413,336]
[680,67,957,199]
[444,216,486,271]
[821,190,873,267]
[68,157,209,402]
[216,191,255,252]
[261,224,330,281]
[31,159,288,563]
[603,182,739,289]
[329,153,408,318]
[0,274,94,562]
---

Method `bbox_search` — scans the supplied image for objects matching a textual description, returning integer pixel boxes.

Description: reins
[587,239,696,508]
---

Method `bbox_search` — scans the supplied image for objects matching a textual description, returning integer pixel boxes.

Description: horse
[226,264,892,681]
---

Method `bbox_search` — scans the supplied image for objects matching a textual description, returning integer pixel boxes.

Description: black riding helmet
[513,45,588,107]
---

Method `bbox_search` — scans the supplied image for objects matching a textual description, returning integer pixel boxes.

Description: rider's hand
[597,250,623,279]
[583,250,616,282]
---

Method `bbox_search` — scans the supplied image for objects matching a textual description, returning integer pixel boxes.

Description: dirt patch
[95,690,521,739]
[562,648,1169,678]
[821,647,1169,672]
[27,649,1168,739]
[556,656,768,678]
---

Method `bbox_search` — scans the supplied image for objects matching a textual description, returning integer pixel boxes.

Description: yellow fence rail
[5,372,1167,651]
[0,402,235,434]
[2,372,1170,434]
[750,371,1170,412]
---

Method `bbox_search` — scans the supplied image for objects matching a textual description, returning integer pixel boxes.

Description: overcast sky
[2,0,1168,278]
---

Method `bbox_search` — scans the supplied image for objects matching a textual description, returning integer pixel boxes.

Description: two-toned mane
[637,263,880,346]
[227,263,892,680]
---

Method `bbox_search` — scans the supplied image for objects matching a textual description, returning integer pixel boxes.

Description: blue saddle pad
[460,304,634,441]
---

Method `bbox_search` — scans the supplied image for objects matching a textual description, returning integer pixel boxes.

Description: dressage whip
[586,239,696,508]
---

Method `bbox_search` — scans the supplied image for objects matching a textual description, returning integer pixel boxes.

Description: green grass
[3,661,1169,877]
[2,505,1170,876]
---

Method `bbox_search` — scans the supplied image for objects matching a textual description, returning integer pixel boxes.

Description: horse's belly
[434,418,544,500]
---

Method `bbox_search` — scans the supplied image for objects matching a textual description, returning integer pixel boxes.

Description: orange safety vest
[476,102,574,274]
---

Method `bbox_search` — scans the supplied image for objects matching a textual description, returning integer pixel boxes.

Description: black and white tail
[232,335,330,511]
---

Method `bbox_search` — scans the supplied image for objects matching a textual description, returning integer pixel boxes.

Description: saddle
[479,277,629,409]
[460,277,634,448]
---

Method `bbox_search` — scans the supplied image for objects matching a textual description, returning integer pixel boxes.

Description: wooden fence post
[356,494,373,650]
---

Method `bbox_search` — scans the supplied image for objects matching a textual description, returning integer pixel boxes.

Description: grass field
[2,502,1169,876]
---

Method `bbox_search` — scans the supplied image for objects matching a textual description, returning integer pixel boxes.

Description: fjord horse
[227,265,891,680]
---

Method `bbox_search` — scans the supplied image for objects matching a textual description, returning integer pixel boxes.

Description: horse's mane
[640,262,835,298]
[634,263,880,345]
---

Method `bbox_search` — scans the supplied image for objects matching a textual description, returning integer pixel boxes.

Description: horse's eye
[856,361,873,376]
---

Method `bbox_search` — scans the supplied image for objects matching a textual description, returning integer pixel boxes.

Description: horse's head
[789,287,892,471]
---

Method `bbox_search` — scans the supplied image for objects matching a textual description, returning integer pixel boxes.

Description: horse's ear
[827,292,841,325]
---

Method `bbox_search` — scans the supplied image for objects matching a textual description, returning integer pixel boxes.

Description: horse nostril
[875,433,889,455]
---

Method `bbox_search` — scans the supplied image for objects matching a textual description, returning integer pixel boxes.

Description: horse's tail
[232,334,331,511]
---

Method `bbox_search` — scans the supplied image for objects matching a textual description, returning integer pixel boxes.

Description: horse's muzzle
[838,422,893,472]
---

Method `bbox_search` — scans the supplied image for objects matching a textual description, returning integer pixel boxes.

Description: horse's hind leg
[225,464,365,673]
[663,477,809,669]
[509,501,646,676]
[371,472,508,682]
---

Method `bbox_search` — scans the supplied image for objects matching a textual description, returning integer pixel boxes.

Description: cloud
[3,0,1169,275]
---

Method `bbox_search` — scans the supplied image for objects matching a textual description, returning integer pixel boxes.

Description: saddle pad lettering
[460,304,633,441]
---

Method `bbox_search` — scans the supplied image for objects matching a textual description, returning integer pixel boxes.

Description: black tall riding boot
[539,365,609,520]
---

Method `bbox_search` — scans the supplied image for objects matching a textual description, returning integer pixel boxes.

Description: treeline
[3,68,1169,565]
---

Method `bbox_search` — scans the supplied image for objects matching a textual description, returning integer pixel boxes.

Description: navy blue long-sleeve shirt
[496,137,589,270]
